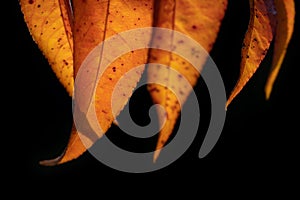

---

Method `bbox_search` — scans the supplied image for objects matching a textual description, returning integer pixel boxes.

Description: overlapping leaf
[20,0,296,165]
[147,0,228,161]
[40,0,155,165]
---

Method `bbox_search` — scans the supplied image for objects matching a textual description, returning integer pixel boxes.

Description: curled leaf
[226,0,277,107]
[265,0,295,99]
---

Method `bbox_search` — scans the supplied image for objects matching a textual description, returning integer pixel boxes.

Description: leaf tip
[39,155,64,166]
[225,95,234,109]
[225,101,230,110]
[264,85,272,100]
[153,149,161,163]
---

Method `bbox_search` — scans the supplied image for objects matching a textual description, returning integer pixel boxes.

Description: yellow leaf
[40,0,155,165]
[265,0,295,99]
[147,0,228,161]
[20,0,74,96]
[226,0,277,107]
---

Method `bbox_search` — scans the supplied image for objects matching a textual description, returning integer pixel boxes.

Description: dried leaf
[265,0,295,99]
[147,0,228,161]
[226,0,277,107]
[20,0,74,96]
[40,0,155,165]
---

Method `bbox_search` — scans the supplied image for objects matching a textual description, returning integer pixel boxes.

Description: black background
[13,0,299,193]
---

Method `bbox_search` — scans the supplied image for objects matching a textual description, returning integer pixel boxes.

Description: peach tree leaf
[265,0,295,99]
[226,0,277,107]
[20,0,74,95]
[40,0,155,165]
[147,0,228,161]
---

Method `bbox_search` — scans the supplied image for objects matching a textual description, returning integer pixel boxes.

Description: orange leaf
[20,0,74,96]
[265,0,295,99]
[226,0,277,107]
[39,124,86,166]
[147,0,228,161]
[40,0,155,165]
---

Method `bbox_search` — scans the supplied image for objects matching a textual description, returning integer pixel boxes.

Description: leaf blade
[41,0,155,165]
[264,0,295,99]
[148,0,228,161]
[20,0,74,95]
[226,0,277,107]
[39,124,86,166]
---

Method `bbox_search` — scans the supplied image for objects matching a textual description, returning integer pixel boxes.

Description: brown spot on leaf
[171,105,177,111]
[151,56,157,61]
[149,87,160,93]
[63,60,69,65]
